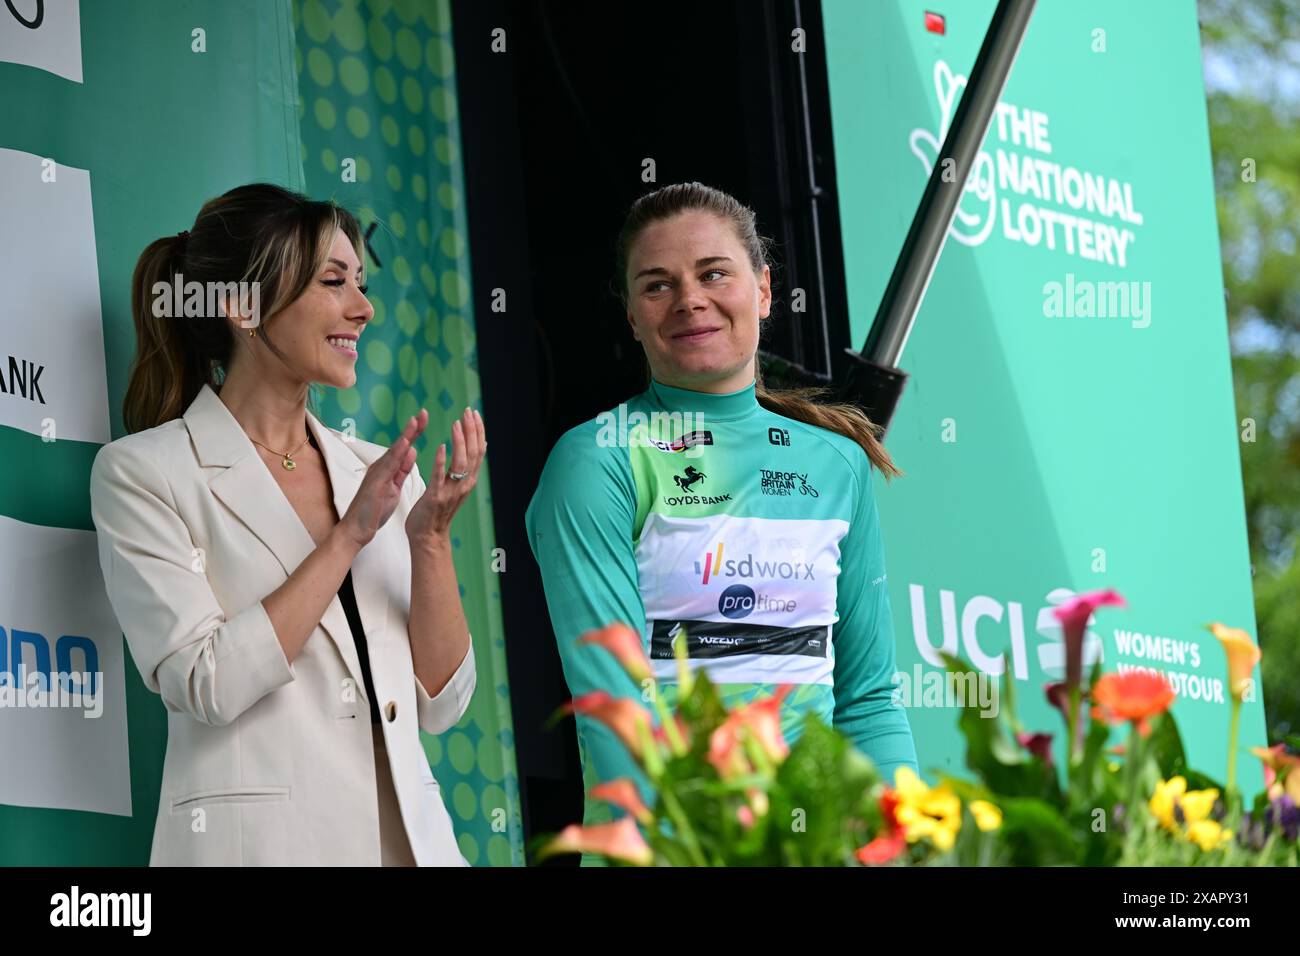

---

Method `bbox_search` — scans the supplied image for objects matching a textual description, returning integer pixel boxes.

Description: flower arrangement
[535,593,1298,866]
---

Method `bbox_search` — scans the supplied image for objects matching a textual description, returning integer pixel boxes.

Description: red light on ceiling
[925,11,946,35]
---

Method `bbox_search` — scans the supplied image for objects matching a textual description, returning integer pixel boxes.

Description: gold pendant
[282,457,296,471]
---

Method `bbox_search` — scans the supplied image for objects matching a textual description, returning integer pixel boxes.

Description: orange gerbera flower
[1090,670,1176,736]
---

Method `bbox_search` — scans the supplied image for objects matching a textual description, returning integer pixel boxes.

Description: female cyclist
[526,182,917,842]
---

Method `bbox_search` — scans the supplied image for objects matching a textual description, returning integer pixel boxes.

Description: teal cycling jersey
[525,377,917,837]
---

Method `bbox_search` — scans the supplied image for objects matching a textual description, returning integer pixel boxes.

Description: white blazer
[88,383,477,866]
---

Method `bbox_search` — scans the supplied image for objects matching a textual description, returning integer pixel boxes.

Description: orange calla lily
[1090,670,1177,737]
[1207,623,1260,702]
[579,623,653,684]
[538,817,654,866]
[707,686,793,779]
[1251,745,1300,803]
[590,778,654,825]
[564,692,653,760]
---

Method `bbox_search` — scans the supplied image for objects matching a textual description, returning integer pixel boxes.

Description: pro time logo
[694,542,816,585]
[717,583,798,619]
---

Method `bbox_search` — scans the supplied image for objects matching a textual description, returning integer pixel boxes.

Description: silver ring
[448,471,468,481]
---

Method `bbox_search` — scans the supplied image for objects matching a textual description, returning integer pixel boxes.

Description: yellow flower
[892,767,962,851]
[1207,623,1260,702]
[1149,777,1228,850]
[1178,787,1219,825]
[1185,819,1232,852]
[1149,776,1187,832]
[969,800,1002,832]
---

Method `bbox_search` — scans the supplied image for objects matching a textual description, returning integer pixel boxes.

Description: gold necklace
[249,433,312,470]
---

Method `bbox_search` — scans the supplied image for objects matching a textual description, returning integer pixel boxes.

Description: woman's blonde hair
[614,182,901,479]
[122,183,364,434]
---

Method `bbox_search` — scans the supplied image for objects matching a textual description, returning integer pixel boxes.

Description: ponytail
[754,365,901,480]
[122,232,215,434]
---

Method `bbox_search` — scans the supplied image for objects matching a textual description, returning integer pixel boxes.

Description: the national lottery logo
[908,60,1145,268]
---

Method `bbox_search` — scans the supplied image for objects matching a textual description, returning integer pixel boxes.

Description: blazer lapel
[183,384,387,702]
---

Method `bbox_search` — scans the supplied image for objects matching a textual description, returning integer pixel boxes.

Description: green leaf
[940,653,1061,803]
[996,796,1081,865]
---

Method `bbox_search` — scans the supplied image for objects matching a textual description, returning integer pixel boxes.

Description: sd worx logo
[694,542,816,585]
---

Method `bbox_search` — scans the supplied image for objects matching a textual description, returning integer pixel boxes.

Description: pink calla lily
[1052,589,1126,690]
[1016,731,1055,768]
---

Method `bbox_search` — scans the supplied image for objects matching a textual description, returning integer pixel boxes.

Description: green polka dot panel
[302,0,330,43]
[307,47,333,87]
[434,134,456,166]
[293,0,522,866]
[426,36,454,78]
[401,76,424,114]
[313,97,336,130]
[397,344,419,385]
[439,227,464,258]
[345,106,370,139]
[408,125,426,156]
[392,256,412,286]
[367,383,394,423]
[394,0,420,25]
[395,300,419,337]
[447,732,474,774]
[395,389,420,425]
[453,783,476,822]
[339,55,369,95]
[367,16,393,60]
[395,27,421,69]
[364,338,392,375]
[332,6,366,51]
[374,66,397,103]
[458,833,478,865]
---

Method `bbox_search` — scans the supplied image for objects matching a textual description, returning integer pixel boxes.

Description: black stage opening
[451,0,853,858]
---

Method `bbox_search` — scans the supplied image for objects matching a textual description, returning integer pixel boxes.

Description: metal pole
[840,0,1037,431]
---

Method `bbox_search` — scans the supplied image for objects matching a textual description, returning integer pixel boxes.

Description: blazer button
[385,700,397,723]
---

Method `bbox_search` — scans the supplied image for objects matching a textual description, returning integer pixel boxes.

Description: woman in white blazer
[89,183,485,866]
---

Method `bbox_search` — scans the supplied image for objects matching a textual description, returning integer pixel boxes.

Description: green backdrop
[0,0,522,866]
[821,0,1267,797]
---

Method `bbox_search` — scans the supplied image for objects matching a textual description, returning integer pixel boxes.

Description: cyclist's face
[625,211,770,392]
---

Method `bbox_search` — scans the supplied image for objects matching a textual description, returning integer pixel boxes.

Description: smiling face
[625,210,771,393]
[227,230,372,390]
